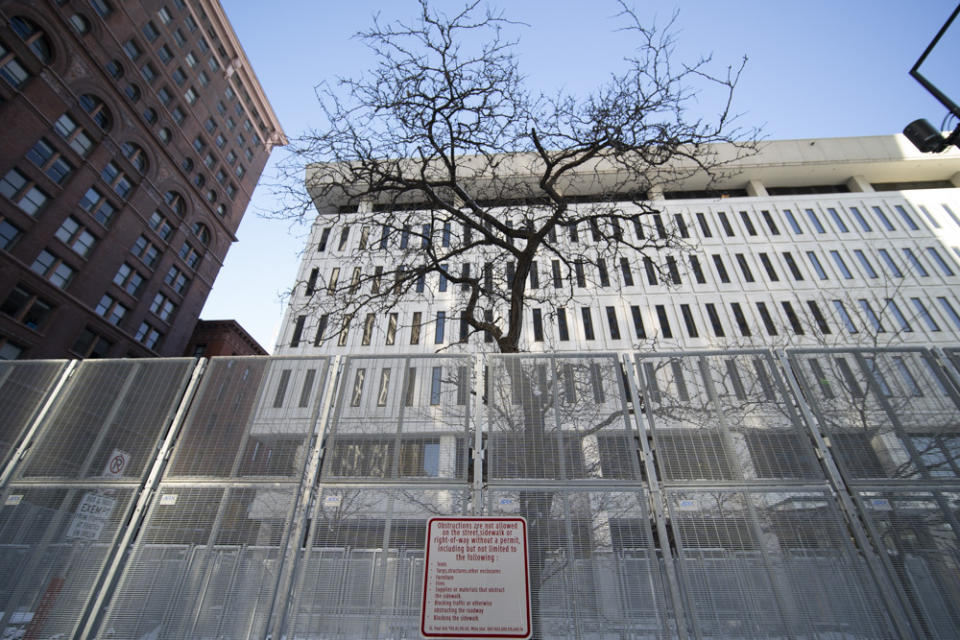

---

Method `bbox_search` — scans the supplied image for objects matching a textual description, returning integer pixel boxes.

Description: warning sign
[66,492,116,541]
[102,449,131,478]
[421,517,530,639]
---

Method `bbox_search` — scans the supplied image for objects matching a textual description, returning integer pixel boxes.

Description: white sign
[5,494,23,506]
[102,448,131,478]
[66,492,116,541]
[421,517,530,639]
[159,493,178,505]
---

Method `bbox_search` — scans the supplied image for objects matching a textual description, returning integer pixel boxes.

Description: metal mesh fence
[1,350,959,639]
[637,351,821,483]
[487,488,675,639]
[486,354,642,482]
[789,349,960,482]
[321,356,472,482]
[283,487,471,639]
[16,359,195,481]
[0,360,67,474]
[99,357,330,639]
[668,488,897,639]
[857,490,960,639]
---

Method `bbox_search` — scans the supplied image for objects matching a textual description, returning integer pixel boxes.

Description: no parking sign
[102,449,131,478]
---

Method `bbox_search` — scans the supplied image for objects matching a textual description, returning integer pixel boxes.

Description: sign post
[421,517,530,639]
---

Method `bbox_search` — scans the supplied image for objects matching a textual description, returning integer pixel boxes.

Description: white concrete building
[277,134,960,355]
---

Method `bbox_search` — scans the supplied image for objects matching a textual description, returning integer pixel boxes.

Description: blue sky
[202,0,960,350]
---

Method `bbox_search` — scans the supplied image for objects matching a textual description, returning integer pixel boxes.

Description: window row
[290,294,960,349]
[314,200,959,256]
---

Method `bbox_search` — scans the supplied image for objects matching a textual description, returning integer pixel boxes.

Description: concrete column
[647,184,664,200]
[846,175,874,192]
[745,179,768,197]
[950,171,960,188]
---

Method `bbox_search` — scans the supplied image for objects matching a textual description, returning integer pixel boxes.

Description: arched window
[192,222,210,246]
[206,189,217,203]
[193,173,205,188]
[10,17,52,63]
[141,107,156,124]
[105,59,123,78]
[164,190,184,216]
[79,94,111,130]
[121,142,148,174]
[124,83,140,102]
[69,14,90,35]
[216,203,227,217]
[157,127,171,143]
[180,157,194,173]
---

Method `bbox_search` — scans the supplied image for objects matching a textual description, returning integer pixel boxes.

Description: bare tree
[276,2,758,636]
[278,0,758,354]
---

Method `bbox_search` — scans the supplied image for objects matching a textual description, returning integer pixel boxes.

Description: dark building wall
[0,0,284,360]
[184,318,267,356]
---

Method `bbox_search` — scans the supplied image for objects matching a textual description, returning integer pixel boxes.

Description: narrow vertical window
[579,307,595,340]
[911,298,940,331]
[849,206,871,232]
[807,301,830,334]
[833,301,858,333]
[667,256,681,284]
[853,250,878,278]
[902,248,929,277]
[404,367,417,406]
[756,302,777,335]
[557,308,569,341]
[689,255,705,284]
[735,254,755,282]
[430,366,442,405]
[938,297,960,329]
[680,304,698,337]
[606,306,621,340]
[529,261,539,288]
[674,214,689,238]
[597,258,610,286]
[739,210,757,236]
[338,316,351,346]
[484,309,494,343]
[761,210,779,235]
[620,258,634,286]
[783,252,803,280]
[705,303,724,337]
[361,313,375,345]
[653,214,667,239]
[876,249,902,277]
[273,369,291,408]
[885,298,912,332]
[806,251,828,280]
[435,311,445,343]
[459,314,469,343]
[827,207,849,232]
[894,205,919,231]
[830,250,852,279]
[781,301,804,335]
[552,260,562,288]
[643,257,657,285]
[290,315,305,347]
[350,368,365,406]
[717,211,734,236]
[386,313,398,345]
[630,306,646,338]
[377,368,391,406]
[299,369,316,408]
[759,253,778,281]
[926,247,955,276]
[858,299,885,332]
[575,261,586,287]
[306,268,318,295]
[783,209,803,234]
[872,206,895,231]
[410,311,421,344]
[314,314,328,346]
[805,208,826,233]
[655,305,673,338]
[712,255,730,283]
[532,308,544,342]
[730,302,751,336]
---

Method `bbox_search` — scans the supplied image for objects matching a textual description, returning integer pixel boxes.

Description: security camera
[903,119,948,153]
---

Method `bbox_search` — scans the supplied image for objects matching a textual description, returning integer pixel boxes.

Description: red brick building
[0,0,284,359]
[183,318,267,356]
